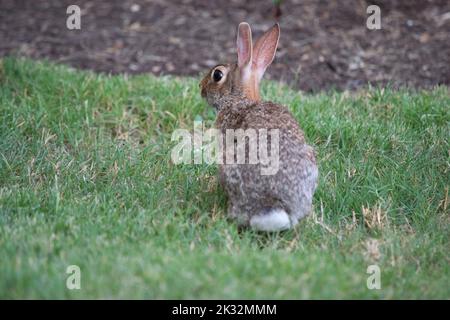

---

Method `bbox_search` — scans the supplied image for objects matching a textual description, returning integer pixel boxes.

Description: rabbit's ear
[237,22,253,77]
[252,23,280,82]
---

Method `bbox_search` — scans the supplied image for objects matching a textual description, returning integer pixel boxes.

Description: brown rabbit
[199,22,318,231]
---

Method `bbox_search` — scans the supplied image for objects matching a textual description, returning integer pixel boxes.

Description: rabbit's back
[217,101,304,138]
[217,101,318,226]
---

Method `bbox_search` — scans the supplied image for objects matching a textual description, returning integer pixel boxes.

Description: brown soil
[1,0,449,92]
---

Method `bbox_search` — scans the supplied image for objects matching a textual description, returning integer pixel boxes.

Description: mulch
[1,0,449,92]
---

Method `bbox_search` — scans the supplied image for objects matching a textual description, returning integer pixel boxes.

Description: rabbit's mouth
[201,91,221,111]
[199,75,209,98]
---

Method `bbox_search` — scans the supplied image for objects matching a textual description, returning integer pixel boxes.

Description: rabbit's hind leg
[227,201,250,227]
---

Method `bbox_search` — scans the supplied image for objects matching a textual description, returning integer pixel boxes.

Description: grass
[0,58,449,299]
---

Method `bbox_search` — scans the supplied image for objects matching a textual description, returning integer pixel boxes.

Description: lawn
[0,58,449,299]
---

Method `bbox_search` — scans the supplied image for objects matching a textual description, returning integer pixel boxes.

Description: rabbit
[199,22,318,231]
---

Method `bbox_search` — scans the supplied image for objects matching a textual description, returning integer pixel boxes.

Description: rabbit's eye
[212,69,224,82]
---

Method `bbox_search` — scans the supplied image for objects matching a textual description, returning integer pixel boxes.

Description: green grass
[0,58,449,299]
